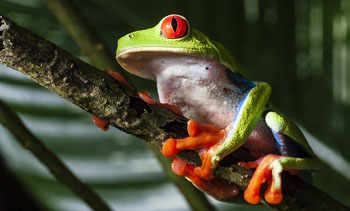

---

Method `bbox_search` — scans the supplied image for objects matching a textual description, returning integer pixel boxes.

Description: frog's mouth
[116,47,218,81]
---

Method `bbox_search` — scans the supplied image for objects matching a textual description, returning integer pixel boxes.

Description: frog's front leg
[162,119,226,180]
[162,81,272,181]
[240,111,322,204]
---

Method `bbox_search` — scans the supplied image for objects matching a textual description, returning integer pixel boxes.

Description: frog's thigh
[265,111,321,171]
[265,111,306,145]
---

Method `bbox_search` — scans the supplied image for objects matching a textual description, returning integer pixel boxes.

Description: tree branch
[0,14,348,211]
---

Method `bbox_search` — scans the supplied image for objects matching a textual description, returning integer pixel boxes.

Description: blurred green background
[0,0,349,210]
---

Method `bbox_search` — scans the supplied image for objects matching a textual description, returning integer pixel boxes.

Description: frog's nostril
[128,34,135,39]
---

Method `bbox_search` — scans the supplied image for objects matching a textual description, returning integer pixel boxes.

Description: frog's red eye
[160,15,188,39]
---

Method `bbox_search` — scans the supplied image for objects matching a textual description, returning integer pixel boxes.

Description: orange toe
[265,189,283,204]
[138,91,183,115]
[162,138,179,158]
[244,189,261,205]
[161,103,183,116]
[138,91,156,104]
[265,180,283,204]
[193,145,220,180]
[104,69,130,86]
[92,115,109,131]
[239,155,267,169]
[265,173,283,204]
[171,157,188,176]
[176,129,225,150]
[187,120,221,136]
[187,120,200,137]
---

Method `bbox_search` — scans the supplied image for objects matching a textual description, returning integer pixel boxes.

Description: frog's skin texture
[94,15,321,205]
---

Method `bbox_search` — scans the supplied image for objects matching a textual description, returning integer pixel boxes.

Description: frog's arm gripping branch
[213,81,272,166]
[0,14,348,211]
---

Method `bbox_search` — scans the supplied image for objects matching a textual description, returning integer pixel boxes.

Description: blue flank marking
[230,92,248,131]
[271,130,312,158]
[271,130,286,156]
[226,71,256,93]
[225,69,256,130]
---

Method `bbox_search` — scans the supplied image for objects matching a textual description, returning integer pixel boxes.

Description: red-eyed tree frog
[92,15,321,205]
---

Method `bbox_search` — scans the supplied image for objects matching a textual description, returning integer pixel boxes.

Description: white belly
[155,62,242,129]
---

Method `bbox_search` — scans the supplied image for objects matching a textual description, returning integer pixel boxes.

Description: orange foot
[162,120,225,180]
[92,69,130,131]
[92,115,109,131]
[172,157,239,201]
[239,154,286,204]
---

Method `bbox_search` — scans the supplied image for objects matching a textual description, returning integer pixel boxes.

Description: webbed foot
[239,154,286,204]
[162,120,226,180]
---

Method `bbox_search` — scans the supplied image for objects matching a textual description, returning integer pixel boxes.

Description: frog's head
[116,14,243,79]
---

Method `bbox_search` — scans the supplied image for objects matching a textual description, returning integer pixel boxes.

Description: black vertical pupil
[171,18,178,31]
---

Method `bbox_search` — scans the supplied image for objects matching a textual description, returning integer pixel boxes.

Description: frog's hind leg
[265,111,316,157]
[241,154,320,204]
[241,111,321,204]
